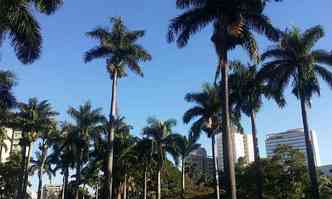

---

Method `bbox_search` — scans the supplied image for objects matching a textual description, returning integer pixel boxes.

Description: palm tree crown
[261,25,332,103]
[84,17,152,79]
[0,0,63,64]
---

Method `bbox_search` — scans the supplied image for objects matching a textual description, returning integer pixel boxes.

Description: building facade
[186,147,214,177]
[215,129,255,171]
[0,127,22,163]
[265,128,321,166]
[320,165,332,177]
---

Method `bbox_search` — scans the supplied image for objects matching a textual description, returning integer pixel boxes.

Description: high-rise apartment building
[215,129,255,171]
[186,147,214,177]
[42,184,62,199]
[0,127,22,163]
[265,128,321,166]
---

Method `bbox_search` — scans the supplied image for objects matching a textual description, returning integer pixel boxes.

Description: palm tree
[261,25,332,199]
[30,151,55,199]
[142,117,180,199]
[66,101,104,199]
[84,17,151,199]
[167,1,281,198]
[16,98,58,199]
[135,138,154,199]
[228,61,285,199]
[0,0,63,64]
[34,122,59,199]
[0,70,16,111]
[174,134,200,194]
[183,83,241,199]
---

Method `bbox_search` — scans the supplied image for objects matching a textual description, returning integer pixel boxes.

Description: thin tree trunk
[220,52,237,199]
[124,174,127,199]
[181,158,185,195]
[75,150,83,199]
[63,167,69,199]
[250,111,263,199]
[300,96,320,199]
[0,145,2,162]
[144,169,148,199]
[212,135,220,199]
[61,175,65,199]
[10,129,14,154]
[157,169,161,199]
[37,143,48,199]
[22,143,32,199]
[16,141,27,199]
[108,70,118,199]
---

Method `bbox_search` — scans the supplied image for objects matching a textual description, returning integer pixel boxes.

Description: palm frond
[33,0,63,15]
[183,107,204,124]
[302,25,324,50]
[314,64,332,89]
[84,46,112,63]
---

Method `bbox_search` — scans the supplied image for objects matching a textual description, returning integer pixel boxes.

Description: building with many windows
[215,129,255,171]
[0,127,22,163]
[265,128,321,166]
[42,184,62,199]
[186,147,214,177]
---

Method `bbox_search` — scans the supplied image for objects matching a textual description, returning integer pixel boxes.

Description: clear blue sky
[1,0,332,192]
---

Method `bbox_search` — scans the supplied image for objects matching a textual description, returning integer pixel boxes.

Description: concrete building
[186,147,214,177]
[215,129,255,171]
[0,127,22,163]
[265,128,321,166]
[320,165,332,177]
[42,184,62,199]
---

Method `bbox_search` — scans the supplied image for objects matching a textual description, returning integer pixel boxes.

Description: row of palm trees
[1,0,332,199]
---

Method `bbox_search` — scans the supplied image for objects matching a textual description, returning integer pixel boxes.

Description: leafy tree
[0,0,63,64]
[0,71,16,111]
[228,61,285,198]
[261,25,332,199]
[168,1,281,197]
[16,98,58,199]
[84,17,151,199]
[142,117,180,199]
[66,101,104,199]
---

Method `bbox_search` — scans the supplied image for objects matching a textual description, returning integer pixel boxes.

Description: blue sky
[1,0,332,192]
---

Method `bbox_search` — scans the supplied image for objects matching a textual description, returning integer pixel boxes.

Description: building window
[329,169,332,173]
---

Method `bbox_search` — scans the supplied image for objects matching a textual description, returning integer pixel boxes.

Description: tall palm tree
[16,98,58,199]
[174,134,200,194]
[84,17,151,199]
[228,61,285,199]
[34,121,59,199]
[0,0,63,64]
[66,101,104,199]
[30,151,55,199]
[142,117,180,199]
[261,25,332,199]
[183,83,241,199]
[167,1,281,197]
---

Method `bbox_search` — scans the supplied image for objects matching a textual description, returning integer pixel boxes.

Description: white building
[0,127,22,163]
[215,129,255,171]
[265,128,321,166]
[320,165,332,177]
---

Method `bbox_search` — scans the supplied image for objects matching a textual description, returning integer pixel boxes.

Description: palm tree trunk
[108,70,118,199]
[16,142,27,199]
[212,135,221,199]
[220,52,237,199]
[0,145,2,162]
[144,169,148,199]
[124,174,127,199]
[63,167,69,199]
[23,143,33,199]
[75,150,83,199]
[181,158,185,195]
[157,169,161,199]
[300,96,320,199]
[37,170,43,199]
[37,143,48,199]
[10,128,14,154]
[250,111,263,199]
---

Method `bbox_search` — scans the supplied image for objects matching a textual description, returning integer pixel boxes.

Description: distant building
[320,165,332,177]
[186,147,214,177]
[0,128,22,163]
[215,128,255,171]
[265,128,321,166]
[42,184,62,199]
